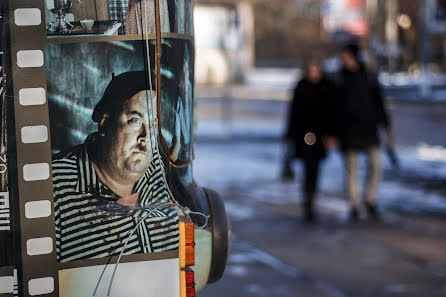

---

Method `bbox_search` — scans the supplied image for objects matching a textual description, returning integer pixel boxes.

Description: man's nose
[138,122,149,142]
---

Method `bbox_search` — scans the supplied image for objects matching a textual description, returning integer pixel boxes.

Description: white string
[93,202,173,296]
[98,3,210,295]
[142,0,209,229]
[106,203,173,296]
[143,1,154,107]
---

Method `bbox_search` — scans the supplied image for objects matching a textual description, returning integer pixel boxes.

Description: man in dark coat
[336,43,393,221]
[284,61,335,222]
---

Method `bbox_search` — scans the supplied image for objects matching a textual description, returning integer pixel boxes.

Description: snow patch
[226,265,249,277]
[418,143,446,162]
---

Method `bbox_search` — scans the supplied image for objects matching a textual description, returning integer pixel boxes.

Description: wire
[106,203,173,296]
[93,246,119,296]
[95,201,171,216]
[98,3,211,296]
[93,202,174,296]
[182,207,209,229]
[140,0,209,230]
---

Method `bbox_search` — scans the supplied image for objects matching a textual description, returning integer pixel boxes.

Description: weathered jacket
[285,76,335,159]
[335,66,390,150]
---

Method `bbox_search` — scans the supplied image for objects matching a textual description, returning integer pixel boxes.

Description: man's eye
[130,117,142,126]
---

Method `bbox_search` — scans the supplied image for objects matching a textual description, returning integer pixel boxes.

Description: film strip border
[0,45,10,232]
[0,267,17,297]
[9,1,58,297]
[0,7,14,297]
[0,191,10,231]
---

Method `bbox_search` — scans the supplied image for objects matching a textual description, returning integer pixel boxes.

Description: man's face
[340,50,358,70]
[307,64,322,83]
[102,90,153,183]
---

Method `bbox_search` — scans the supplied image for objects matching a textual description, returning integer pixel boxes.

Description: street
[193,93,446,297]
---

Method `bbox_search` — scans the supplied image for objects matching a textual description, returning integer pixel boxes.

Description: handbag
[281,143,295,181]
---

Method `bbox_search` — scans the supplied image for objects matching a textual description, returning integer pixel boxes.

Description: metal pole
[154,0,171,159]
[366,0,379,69]
[385,0,398,74]
[419,0,432,99]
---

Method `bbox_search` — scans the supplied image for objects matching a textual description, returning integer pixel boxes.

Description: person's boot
[349,207,359,222]
[303,194,315,223]
[365,201,379,220]
[303,207,315,223]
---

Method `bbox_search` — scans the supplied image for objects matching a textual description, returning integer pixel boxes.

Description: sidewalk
[194,87,446,297]
[195,136,446,297]
[195,96,446,216]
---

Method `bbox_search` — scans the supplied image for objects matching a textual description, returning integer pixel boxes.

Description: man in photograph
[53,71,179,263]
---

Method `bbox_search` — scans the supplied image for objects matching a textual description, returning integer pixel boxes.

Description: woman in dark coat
[284,61,335,222]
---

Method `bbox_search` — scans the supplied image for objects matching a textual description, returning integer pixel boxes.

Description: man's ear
[98,113,110,136]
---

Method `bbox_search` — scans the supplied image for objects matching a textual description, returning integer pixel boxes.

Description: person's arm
[322,78,336,135]
[321,78,339,149]
[329,71,345,139]
[371,73,393,145]
[284,81,300,142]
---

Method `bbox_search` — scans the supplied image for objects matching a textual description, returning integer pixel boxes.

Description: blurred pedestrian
[284,60,336,223]
[335,43,393,221]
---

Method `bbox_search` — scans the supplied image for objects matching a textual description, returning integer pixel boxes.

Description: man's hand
[323,136,338,149]
[282,137,292,144]
[385,129,394,147]
[282,137,294,150]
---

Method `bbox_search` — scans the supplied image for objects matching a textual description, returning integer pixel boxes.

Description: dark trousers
[302,155,321,211]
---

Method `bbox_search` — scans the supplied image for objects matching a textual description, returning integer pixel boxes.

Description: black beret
[92,71,152,122]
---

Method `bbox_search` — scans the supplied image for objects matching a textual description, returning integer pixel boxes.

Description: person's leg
[303,155,320,222]
[365,146,381,218]
[345,150,359,220]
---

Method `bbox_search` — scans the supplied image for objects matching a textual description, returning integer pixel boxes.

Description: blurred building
[194,0,336,84]
[194,0,254,84]
[367,0,446,73]
[323,0,369,38]
[252,0,333,66]
[194,0,446,85]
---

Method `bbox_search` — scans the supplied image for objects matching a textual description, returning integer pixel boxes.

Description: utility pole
[366,0,379,68]
[385,0,398,74]
[419,0,432,99]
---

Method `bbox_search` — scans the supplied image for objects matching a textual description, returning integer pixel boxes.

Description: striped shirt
[53,134,179,263]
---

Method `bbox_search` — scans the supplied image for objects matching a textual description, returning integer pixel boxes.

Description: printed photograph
[45,38,193,263]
